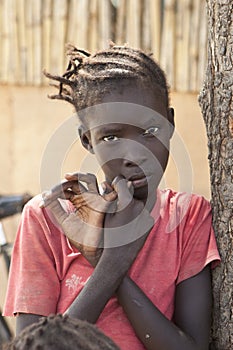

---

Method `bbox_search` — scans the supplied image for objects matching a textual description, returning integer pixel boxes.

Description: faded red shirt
[4,189,220,349]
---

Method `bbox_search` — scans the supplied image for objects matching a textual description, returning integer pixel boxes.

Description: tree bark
[198,1,233,349]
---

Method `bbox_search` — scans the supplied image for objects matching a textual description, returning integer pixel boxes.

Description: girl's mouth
[128,175,152,189]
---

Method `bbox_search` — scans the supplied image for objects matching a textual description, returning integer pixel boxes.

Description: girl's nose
[122,144,148,168]
[123,158,138,167]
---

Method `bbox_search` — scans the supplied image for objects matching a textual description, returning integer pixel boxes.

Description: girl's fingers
[43,198,68,226]
[64,173,79,181]
[104,191,118,202]
[51,180,83,196]
[40,180,86,207]
[101,181,114,194]
[40,173,114,210]
[65,172,99,193]
[100,181,117,202]
[67,181,86,195]
[111,176,133,210]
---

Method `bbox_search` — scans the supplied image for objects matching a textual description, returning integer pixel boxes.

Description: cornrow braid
[44,42,170,116]
[92,47,166,88]
[3,314,120,350]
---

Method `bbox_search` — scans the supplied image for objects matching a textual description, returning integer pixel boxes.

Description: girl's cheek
[95,145,123,164]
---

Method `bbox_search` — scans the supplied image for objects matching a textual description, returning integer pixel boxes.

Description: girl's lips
[129,175,151,189]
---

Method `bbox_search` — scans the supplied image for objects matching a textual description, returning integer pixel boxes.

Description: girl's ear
[78,125,94,154]
[168,107,175,138]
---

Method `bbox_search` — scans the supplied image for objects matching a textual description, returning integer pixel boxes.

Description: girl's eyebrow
[145,114,164,124]
[93,116,164,137]
[94,125,123,137]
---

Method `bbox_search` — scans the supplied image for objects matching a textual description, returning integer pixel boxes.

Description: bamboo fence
[0,0,207,92]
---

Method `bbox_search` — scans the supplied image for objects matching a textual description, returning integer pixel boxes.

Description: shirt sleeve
[176,195,221,285]
[3,195,61,316]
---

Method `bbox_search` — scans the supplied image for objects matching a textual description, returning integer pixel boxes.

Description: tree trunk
[198,1,233,349]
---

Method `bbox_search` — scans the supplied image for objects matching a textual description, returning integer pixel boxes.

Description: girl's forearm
[65,222,151,322]
[64,225,152,323]
[65,275,117,323]
[116,276,199,350]
[64,251,128,322]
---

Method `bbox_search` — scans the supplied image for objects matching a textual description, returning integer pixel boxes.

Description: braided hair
[3,314,120,350]
[44,42,170,118]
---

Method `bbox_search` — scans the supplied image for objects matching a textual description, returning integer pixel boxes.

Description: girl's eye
[143,127,159,136]
[103,135,119,142]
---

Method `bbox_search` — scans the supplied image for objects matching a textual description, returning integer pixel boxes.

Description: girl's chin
[132,186,150,201]
[132,181,158,206]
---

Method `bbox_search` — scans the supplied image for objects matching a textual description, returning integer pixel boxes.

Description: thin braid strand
[43,43,169,112]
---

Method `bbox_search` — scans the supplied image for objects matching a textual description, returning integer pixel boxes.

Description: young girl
[4,43,220,350]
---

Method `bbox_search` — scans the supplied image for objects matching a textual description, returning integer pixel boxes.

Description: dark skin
[16,85,212,350]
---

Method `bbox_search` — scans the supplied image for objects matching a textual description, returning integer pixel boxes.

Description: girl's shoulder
[158,188,210,213]
[156,189,212,233]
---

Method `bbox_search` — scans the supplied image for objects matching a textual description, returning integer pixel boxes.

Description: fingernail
[127,181,134,195]
[101,183,106,191]
[112,175,124,186]
[42,190,52,197]
[39,200,45,208]
[127,181,132,189]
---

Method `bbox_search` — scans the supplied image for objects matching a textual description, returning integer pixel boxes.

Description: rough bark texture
[198,1,233,349]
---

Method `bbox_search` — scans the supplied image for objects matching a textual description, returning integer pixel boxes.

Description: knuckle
[112,175,124,186]
[87,173,97,182]
[42,190,52,199]
[70,172,79,178]
[52,183,63,193]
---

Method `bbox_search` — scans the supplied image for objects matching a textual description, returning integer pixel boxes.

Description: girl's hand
[40,173,117,266]
[102,176,154,275]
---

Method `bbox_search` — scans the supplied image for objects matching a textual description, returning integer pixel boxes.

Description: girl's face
[80,85,174,206]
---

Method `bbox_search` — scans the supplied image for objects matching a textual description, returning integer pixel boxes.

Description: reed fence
[0,0,207,91]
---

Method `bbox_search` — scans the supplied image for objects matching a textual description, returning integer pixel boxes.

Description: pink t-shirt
[4,189,220,349]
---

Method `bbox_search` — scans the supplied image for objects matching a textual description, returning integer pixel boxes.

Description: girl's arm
[64,250,125,322]
[18,176,211,349]
[64,233,211,350]
[117,266,212,350]
[53,176,155,323]
[65,225,152,322]
[16,314,43,335]
[16,263,212,350]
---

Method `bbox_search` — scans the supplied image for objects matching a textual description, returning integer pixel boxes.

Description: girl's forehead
[82,102,168,131]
